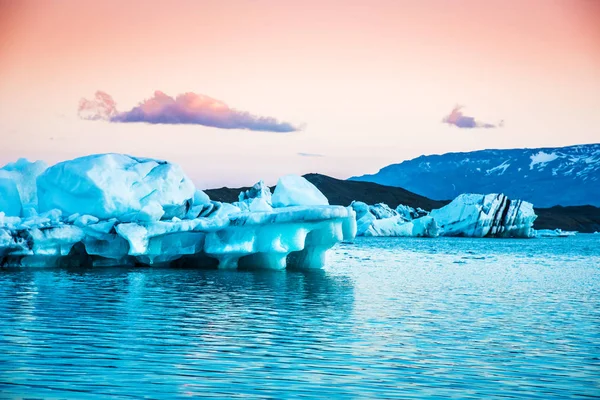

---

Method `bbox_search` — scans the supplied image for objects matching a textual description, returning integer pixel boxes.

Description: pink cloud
[442,105,500,129]
[78,91,118,121]
[78,90,301,132]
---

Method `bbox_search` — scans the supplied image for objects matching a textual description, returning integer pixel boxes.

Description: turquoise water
[1,235,599,399]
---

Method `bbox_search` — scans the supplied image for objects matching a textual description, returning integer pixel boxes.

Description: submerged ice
[0,154,356,269]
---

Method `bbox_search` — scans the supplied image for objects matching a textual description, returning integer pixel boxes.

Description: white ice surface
[37,154,196,222]
[351,201,438,237]
[272,175,329,207]
[430,193,536,238]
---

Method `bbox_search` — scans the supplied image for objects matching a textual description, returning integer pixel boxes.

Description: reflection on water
[1,235,599,398]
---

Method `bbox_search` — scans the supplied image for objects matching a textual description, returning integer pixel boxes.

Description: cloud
[297,152,325,157]
[78,91,118,121]
[442,105,501,129]
[78,90,301,132]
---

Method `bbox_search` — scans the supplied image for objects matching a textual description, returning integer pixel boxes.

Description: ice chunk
[74,214,100,227]
[369,203,398,220]
[235,180,273,212]
[350,201,370,220]
[395,204,415,220]
[535,229,577,238]
[0,212,21,230]
[272,175,328,207]
[37,154,195,222]
[0,176,22,217]
[238,180,272,204]
[430,193,536,238]
[362,214,438,237]
[351,201,438,237]
[395,204,428,220]
[193,189,211,206]
[0,158,48,215]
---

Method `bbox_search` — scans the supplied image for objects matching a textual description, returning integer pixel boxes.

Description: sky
[1,0,599,188]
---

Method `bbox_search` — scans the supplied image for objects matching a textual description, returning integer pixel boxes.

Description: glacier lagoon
[1,235,599,399]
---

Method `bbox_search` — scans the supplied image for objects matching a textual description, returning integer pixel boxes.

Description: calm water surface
[1,236,599,399]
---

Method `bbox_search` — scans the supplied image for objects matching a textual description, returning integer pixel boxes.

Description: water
[1,235,599,399]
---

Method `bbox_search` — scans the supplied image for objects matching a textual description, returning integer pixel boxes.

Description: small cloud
[442,105,501,129]
[78,90,301,133]
[78,91,118,121]
[297,152,325,157]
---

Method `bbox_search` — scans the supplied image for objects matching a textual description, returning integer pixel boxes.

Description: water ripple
[1,236,599,398]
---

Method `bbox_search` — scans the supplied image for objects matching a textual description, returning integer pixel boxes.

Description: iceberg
[351,201,439,237]
[351,193,535,238]
[535,229,577,238]
[0,155,356,269]
[430,193,536,238]
[233,180,273,213]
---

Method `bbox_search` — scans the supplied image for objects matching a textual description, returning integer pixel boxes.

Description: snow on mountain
[351,144,600,207]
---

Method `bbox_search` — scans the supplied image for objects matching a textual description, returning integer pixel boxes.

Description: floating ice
[352,193,535,238]
[430,193,536,238]
[351,201,438,237]
[0,204,356,269]
[0,154,355,269]
[535,229,577,238]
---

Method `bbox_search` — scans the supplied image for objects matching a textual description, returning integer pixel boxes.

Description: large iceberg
[430,193,536,238]
[0,154,356,269]
[351,193,536,238]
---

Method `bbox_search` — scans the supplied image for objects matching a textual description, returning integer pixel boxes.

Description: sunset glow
[1,0,599,187]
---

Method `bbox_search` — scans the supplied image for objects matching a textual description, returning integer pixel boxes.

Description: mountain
[302,173,447,210]
[205,174,446,211]
[205,173,600,233]
[350,143,600,207]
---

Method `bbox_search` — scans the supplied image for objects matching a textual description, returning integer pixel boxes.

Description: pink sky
[1,0,599,188]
